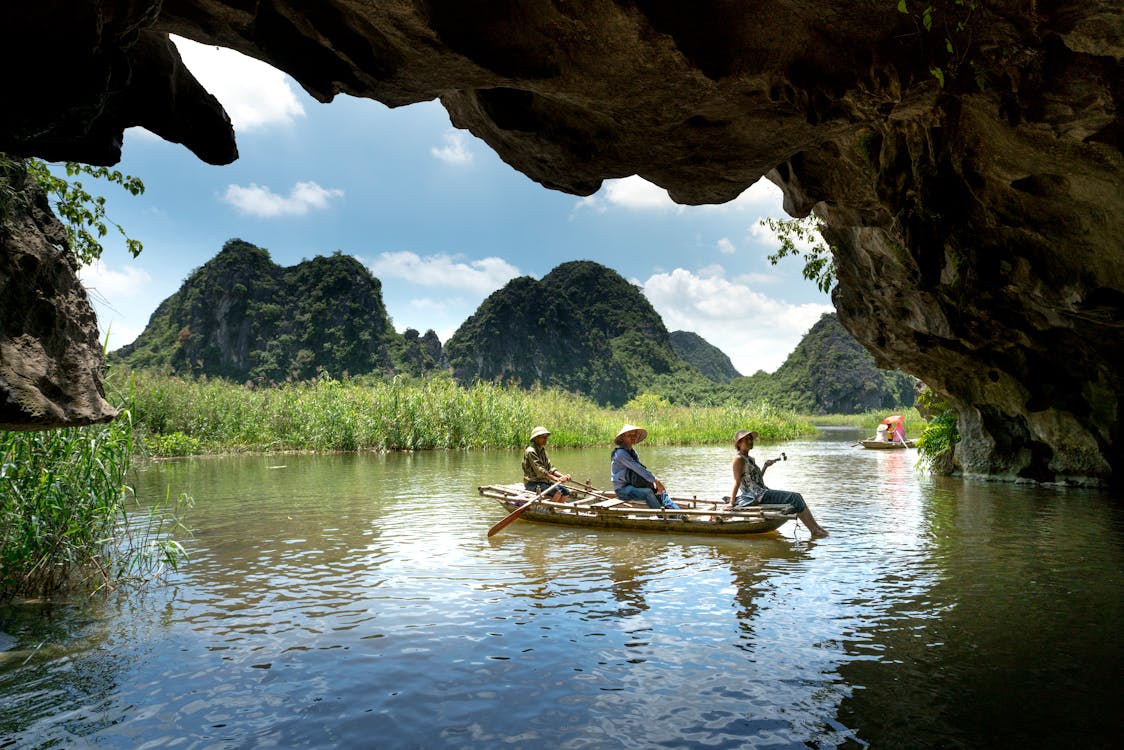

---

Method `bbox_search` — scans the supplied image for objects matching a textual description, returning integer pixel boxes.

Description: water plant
[0,404,189,601]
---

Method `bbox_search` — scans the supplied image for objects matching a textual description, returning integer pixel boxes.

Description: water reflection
[0,432,1120,749]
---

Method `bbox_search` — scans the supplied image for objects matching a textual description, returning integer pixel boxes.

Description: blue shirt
[611,446,656,491]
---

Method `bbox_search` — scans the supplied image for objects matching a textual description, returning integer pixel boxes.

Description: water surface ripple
[2,430,1121,748]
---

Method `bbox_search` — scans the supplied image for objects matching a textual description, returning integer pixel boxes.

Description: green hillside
[444,260,714,406]
[669,330,741,383]
[726,312,916,413]
[112,245,914,413]
[112,238,444,382]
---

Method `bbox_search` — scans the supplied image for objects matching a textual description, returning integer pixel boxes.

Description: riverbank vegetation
[116,369,841,455]
[0,406,189,601]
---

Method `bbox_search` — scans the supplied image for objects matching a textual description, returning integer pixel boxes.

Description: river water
[2,427,1121,749]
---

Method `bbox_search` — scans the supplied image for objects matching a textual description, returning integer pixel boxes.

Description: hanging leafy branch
[760,215,836,294]
[896,0,981,89]
[2,154,145,264]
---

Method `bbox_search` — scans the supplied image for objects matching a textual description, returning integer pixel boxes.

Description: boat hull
[480,484,793,535]
[860,439,916,449]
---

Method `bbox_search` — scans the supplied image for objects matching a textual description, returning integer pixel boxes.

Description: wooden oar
[564,480,615,502]
[487,479,564,537]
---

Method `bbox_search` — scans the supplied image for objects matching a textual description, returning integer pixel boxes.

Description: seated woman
[727,429,828,538]
[610,424,682,514]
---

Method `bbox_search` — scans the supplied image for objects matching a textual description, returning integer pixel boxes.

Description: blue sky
[78,38,832,375]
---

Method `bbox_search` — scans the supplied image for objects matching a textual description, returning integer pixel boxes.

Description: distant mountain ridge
[113,242,915,412]
[443,260,702,406]
[113,239,445,382]
[669,330,741,383]
[727,312,916,413]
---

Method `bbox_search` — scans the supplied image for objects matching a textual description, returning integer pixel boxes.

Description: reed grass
[117,370,819,455]
[0,395,189,600]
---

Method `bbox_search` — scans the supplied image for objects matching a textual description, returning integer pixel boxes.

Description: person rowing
[522,425,572,502]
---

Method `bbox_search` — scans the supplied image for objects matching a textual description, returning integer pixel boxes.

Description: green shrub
[0,408,188,599]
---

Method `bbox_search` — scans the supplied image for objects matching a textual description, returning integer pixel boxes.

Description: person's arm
[615,450,658,485]
[728,456,744,506]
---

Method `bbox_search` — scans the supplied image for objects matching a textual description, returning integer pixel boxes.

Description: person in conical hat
[522,425,572,502]
[610,424,683,517]
[727,429,828,538]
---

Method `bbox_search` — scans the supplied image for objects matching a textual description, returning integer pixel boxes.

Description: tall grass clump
[0,408,188,600]
[122,371,821,454]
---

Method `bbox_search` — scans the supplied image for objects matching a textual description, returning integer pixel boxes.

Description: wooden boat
[479,483,796,535]
[859,438,916,449]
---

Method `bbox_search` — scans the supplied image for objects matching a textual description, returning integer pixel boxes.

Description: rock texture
[0,161,116,429]
[0,1,1120,485]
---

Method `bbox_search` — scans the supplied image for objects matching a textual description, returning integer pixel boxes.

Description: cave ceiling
[1,0,1121,486]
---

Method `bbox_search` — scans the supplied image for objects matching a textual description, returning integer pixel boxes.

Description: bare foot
[811,528,829,538]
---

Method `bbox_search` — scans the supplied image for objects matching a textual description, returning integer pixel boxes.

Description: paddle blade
[487,501,532,537]
[487,479,563,537]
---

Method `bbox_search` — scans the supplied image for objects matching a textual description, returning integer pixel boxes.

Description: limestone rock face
[0,162,116,429]
[0,1,1120,485]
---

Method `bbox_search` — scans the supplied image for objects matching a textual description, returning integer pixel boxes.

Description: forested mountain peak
[669,331,741,383]
[113,239,444,382]
[444,260,690,405]
[727,312,916,413]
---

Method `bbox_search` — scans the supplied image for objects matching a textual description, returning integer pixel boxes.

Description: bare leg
[799,509,829,538]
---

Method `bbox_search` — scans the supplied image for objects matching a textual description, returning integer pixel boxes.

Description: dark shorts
[525,481,571,497]
[734,489,806,513]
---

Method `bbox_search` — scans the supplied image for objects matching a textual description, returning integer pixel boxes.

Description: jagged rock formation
[0,2,1120,484]
[669,331,741,384]
[113,239,444,382]
[445,260,687,406]
[0,161,116,429]
[730,313,917,414]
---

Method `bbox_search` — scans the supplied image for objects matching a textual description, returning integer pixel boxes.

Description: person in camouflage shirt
[522,426,572,502]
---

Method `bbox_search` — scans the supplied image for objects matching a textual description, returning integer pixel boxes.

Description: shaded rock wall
[0,161,116,429]
[0,1,1120,485]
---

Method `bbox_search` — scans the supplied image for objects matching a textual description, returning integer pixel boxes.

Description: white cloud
[574,175,786,215]
[431,130,474,164]
[604,176,679,210]
[699,177,785,213]
[641,267,833,374]
[78,261,158,352]
[366,251,521,295]
[574,175,680,213]
[222,181,344,217]
[717,237,736,255]
[79,260,153,299]
[172,36,304,131]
